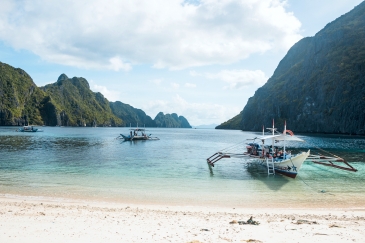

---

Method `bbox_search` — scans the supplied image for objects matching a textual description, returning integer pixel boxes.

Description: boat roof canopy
[258,135,280,140]
[276,134,304,142]
[259,134,304,142]
[129,128,145,131]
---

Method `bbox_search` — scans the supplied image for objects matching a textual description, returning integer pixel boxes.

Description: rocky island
[0,63,191,128]
[217,2,365,135]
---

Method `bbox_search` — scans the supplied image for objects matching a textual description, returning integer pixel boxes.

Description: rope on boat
[298,176,313,190]
[299,177,319,193]
[219,140,248,153]
[298,176,335,195]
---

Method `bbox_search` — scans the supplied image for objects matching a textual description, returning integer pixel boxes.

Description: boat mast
[283,120,286,155]
[272,119,275,154]
[262,125,265,157]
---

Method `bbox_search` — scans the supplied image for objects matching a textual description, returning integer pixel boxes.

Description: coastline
[0,194,364,243]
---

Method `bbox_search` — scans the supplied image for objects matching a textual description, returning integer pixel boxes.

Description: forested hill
[40,74,122,126]
[0,62,45,125]
[154,112,192,128]
[0,63,192,127]
[217,2,365,135]
[110,102,192,128]
[110,101,155,127]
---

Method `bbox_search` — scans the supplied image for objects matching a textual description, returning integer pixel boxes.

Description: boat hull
[130,136,149,140]
[17,127,39,132]
[269,150,310,178]
[120,134,149,141]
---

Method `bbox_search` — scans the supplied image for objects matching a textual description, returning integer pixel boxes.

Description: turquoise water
[0,126,364,208]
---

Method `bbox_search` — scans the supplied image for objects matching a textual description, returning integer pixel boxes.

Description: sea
[0,126,364,208]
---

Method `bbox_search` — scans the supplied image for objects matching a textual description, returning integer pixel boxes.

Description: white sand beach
[0,196,364,243]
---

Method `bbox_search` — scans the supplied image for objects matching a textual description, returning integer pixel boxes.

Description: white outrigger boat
[207,121,357,179]
[117,128,159,141]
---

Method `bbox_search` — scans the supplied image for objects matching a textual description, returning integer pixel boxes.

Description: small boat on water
[118,128,159,141]
[16,125,43,132]
[207,120,357,179]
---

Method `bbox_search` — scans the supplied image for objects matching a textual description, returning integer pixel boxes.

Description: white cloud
[150,79,163,85]
[89,81,120,101]
[143,94,241,125]
[185,83,196,88]
[108,56,132,71]
[191,69,267,89]
[171,83,180,89]
[0,0,302,70]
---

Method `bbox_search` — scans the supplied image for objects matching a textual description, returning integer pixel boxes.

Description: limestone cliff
[1,62,193,128]
[40,74,122,126]
[0,62,45,125]
[154,112,192,128]
[110,101,155,127]
[217,2,365,134]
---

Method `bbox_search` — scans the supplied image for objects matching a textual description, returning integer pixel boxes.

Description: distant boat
[118,128,159,141]
[16,125,43,132]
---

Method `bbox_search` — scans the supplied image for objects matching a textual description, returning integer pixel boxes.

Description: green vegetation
[0,66,123,127]
[110,101,192,128]
[154,112,192,128]
[215,112,242,129]
[0,64,192,128]
[40,74,122,126]
[0,62,45,125]
[110,101,155,127]
[217,2,365,134]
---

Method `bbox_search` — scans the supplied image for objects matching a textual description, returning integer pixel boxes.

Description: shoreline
[1,195,364,242]
[2,193,365,210]
[1,191,365,209]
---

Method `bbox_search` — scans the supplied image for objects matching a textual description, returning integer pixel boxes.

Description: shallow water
[0,127,364,208]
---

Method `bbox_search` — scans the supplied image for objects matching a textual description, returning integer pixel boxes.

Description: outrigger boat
[16,125,42,132]
[207,121,357,179]
[118,128,159,141]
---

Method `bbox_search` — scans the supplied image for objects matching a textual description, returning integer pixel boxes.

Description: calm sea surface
[0,127,364,208]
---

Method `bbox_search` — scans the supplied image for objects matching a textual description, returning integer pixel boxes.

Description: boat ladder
[266,157,275,175]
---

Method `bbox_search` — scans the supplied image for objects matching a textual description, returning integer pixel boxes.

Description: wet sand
[0,196,364,243]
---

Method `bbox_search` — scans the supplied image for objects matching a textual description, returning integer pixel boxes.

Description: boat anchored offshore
[16,125,43,132]
[207,120,357,179]
[117,128,159,141]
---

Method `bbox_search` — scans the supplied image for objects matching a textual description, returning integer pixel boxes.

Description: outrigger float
[207,121,357,179]
[117,128,159,141]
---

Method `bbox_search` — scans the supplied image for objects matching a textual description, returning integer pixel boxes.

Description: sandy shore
[0,196,364,243]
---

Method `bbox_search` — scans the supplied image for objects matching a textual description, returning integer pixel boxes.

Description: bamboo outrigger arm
[207,152,229,166]
[307,155,358,172]
[207,152,249,166]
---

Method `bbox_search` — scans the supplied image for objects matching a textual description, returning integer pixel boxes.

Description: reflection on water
[0,136,98,152]
[0,126,364,207]
[245,163,291,191]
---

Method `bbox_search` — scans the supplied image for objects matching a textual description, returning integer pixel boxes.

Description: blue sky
[0,0,363,125]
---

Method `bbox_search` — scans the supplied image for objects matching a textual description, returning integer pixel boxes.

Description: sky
[0,0,363,126]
